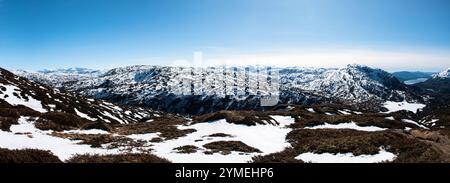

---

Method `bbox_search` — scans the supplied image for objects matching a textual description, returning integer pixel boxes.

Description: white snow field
[382,101,425,113]
[0,115,296,163]
[0,117,120,161]
[141,115,296,163]
[295,148,397,163]
[305,122,387,132]
[0,83,47,113]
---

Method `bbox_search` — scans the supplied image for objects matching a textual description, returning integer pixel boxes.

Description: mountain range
[15,64,424,115]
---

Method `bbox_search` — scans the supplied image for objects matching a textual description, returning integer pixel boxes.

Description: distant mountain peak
[433,68,450,79]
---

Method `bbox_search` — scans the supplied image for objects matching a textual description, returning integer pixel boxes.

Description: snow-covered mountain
[433,68,450,79]
[1,67,154,124]
[14,68,103,89]
[15,64,419,114]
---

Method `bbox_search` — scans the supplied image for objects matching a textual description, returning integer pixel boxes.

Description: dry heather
[0,148,62,163]
[252,129,445,163]
[112,116,194,140]
[67,153,171,163]
[36,112,88,131]
[193,110,278,126]
[0,117,18,131]
[51,132,150,152]
[203,141,262,155]
[204,133,234,137]
[173,145,200,154]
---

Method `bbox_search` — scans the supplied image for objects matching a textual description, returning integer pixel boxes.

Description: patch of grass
[204,133,233,138]
[149,137,164,143]
[67,153,171,163]
[193,110,277,126]
[203,141,261,154]
[252,129,445,163]
[0,116,18,131]
[290,113,416,130]
[82,122,112,132]
[0,148,62,163]
[173,145,200,154]
[0,108,20,118]
[251,148,303,163]
[51,132,149,151]
[113,116,194,140]
[36,112,87,131]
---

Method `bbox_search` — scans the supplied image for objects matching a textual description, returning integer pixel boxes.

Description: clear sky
[0,0,449,71]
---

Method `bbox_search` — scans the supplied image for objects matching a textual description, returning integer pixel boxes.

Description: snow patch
[338,110,351,115]
[74,108,97,121]
[295,148,396,163]
[382,101,425,113]
[305,122,387,132]
[0,84,47,113]
[0,117,119,161]
[149,115,295,163]
[401,119,429,129]
[63,129,110,135]
[127,132,161,141]
[385,116,395,120]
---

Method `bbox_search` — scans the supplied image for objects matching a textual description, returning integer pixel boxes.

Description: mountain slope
[1,67,154,125]
[415,68,450,94]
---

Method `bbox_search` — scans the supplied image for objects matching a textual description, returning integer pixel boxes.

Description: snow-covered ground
[401,119,429,129]
[0,115,296,163]
[0,84,47,113]
[305,122,387,132]
[382,101,425,113]
[295,148,397,163]
[63,129,110,135]
[74,108,97,121]
[136,115,296,163]
[0,117,119,161]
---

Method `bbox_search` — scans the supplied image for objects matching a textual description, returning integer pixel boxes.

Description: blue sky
[0,0,449,71]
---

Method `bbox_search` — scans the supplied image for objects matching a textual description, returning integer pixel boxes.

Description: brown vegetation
[203,141,261,154]
[35,112,88,131]
[51,132,150,152]
[173,145,200,154]
[251,129,445,163]
[193,110,278,126]
[204,133,233,138]
[67,153,171,163]
[0,148,62,163]
[113,116,194,140]
[0,117,18,131]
